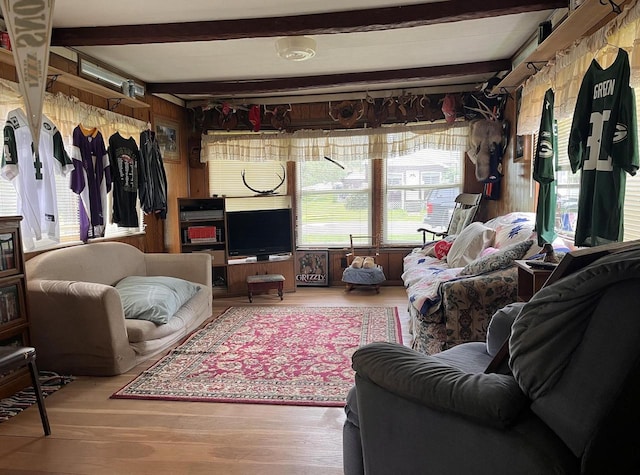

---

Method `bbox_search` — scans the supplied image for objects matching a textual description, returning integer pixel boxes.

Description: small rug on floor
[0,372,74,423]
[112,306,401,406]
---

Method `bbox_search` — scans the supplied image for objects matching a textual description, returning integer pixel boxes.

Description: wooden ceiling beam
[146,59,511,96]
[51,0,566,46]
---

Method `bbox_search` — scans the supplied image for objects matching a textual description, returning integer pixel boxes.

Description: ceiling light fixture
[276,36,316,62]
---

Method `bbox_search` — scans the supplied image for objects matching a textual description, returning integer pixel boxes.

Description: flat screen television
[226,208,293,261]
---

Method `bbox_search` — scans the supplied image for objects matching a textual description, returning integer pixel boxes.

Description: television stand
[227,255,295,296]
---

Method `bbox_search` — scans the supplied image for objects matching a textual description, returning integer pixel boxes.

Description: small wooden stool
[0,346,51,435]
[246,274,285,302]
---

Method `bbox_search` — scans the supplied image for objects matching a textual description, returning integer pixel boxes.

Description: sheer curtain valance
[201,121,470,163]
[0,77,148,250]
[519,0,640,134]
[0,78,147,138]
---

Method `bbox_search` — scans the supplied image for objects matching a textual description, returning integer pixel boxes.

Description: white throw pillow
[115,276,200,325]
[448,207,475,236]
[446,221,496,268]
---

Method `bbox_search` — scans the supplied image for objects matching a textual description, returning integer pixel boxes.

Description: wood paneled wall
[149,96,189,253]
[484,97,535,218]
[2,50,539,259]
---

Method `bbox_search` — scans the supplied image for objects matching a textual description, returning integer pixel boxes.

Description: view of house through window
[296,159,371,247]
[384,148,463,245]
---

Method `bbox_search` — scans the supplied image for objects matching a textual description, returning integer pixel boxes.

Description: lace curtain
[519,0,640,134]
[201,121,470,163]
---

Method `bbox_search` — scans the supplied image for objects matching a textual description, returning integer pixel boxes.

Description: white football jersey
[1,108,72,250]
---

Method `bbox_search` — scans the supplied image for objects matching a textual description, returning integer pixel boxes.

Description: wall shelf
[0,47,149,109]
[493,0,629,93]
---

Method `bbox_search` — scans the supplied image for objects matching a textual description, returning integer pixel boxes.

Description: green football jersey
[533,88,557,246]
[568,48,639,247]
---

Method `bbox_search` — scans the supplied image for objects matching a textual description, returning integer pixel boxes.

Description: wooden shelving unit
[178,197,228,295]
[0,47,149,109]
[0,216,31,399]
[178,196,298,298]
[493,0,630,93]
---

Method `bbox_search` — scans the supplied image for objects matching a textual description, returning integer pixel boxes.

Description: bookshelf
[0,216,31,399]
[178,197,227,294]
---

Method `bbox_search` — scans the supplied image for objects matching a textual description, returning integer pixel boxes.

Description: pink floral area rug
[112,306,401,406]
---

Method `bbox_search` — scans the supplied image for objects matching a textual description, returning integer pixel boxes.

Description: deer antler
[464,95,499,121]
[328,101,339,121]
[241,164,286,195]
[329,100,364,127]
[264,104,292,117]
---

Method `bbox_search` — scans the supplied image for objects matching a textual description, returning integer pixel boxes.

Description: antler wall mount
[241,164,286,195]
[264,104,292,130]
[329,100,365,128]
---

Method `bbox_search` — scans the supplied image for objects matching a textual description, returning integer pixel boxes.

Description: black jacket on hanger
[139,129,168,219]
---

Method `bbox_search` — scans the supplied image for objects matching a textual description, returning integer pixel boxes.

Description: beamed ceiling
[48,0,565,104]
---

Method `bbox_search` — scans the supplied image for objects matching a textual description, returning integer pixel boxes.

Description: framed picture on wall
[155,117,180,162]
[295,250,329,286]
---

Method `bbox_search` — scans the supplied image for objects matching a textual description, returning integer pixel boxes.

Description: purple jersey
[70,125,111,241]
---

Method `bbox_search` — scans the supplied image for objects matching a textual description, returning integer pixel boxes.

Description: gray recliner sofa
[344,248,640,474]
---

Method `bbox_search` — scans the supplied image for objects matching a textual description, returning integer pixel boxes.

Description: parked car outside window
[422,187,460,231]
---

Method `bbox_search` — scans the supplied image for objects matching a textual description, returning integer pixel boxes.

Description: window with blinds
[554,117,581,238]
[623,90,640,240]
[0,116,145,251]
[383,148,463,245]
[296,159,372,247]
[208,160,291,211]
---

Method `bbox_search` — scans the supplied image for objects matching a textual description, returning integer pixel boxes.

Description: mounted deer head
[241,164,286,195]
[419,95,441,122]
[264,104,292,130]
[467,118,507,182]
[395,93,419,123]
[365,95,393,128]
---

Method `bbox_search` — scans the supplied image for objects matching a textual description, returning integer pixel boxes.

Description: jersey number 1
[585,110,614,172]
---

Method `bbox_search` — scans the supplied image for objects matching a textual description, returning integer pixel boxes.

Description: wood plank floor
[0,286,411,474]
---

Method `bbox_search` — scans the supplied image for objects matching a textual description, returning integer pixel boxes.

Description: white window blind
[296,159,371,247]
[622,89,640,240]
[553,117,580,237]
[207,160,290,212]
[0,88,146,251]
[383,148,463,245]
